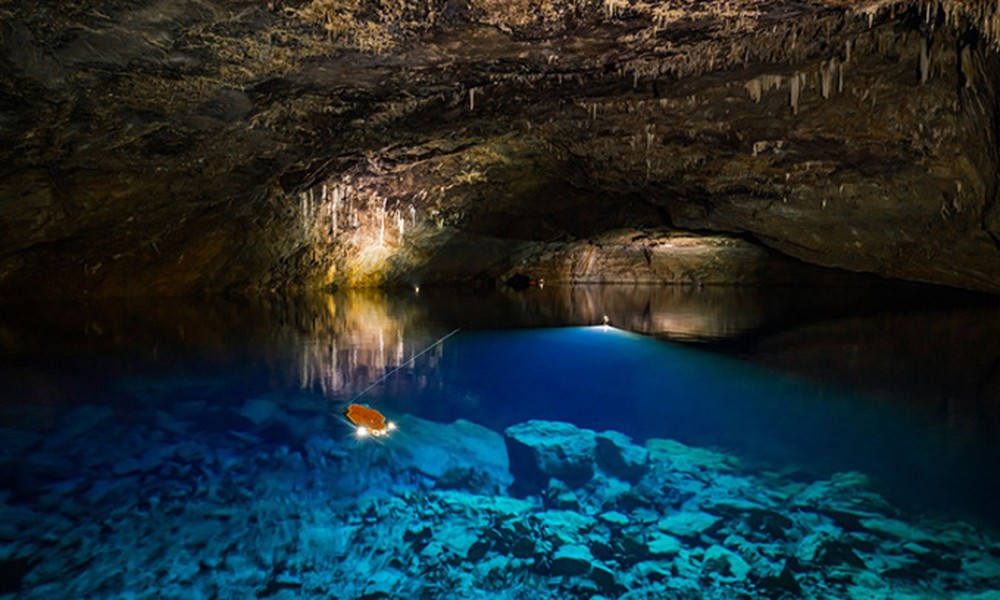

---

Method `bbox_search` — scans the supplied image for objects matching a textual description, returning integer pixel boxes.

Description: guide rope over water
[342,328,460,438]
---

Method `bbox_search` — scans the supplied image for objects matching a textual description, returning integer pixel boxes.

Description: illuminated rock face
[0,1,998,296]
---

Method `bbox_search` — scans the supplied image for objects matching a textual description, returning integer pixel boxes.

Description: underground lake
[5,1,1000,597]
[1,284,999,599]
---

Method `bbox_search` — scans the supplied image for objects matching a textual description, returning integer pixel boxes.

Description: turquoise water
[1,287,999,598]
[391,326,1000,521]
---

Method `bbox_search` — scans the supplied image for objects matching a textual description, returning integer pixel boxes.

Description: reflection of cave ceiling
[0,0,998,297]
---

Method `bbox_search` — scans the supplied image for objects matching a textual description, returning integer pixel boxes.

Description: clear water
[2,285,1000,598]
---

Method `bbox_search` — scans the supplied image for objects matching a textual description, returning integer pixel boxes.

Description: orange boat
[343,403,396,438]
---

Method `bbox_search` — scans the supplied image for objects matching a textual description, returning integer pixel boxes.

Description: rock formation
[1,0,999,296]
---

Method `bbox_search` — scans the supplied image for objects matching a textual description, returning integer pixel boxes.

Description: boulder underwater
[389,414,513,490]
[503,420,652,494]
[504,420,598,494]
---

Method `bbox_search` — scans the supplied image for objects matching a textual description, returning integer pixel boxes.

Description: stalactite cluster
[0,0,998,296]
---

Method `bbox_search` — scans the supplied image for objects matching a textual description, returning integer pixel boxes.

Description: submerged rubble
[2,390,1000,599]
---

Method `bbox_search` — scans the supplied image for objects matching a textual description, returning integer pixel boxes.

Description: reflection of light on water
[288,290,438,398]
[502,284,765,342]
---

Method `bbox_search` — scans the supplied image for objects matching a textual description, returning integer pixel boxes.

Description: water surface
[2,285,999,598]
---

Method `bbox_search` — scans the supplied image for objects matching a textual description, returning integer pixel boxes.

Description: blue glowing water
[2,287,1000,598]
[379,325,1000,522]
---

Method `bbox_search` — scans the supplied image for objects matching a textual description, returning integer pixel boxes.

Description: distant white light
[356,426,369,438]
[387,421,397,431]
[414,286,420,294]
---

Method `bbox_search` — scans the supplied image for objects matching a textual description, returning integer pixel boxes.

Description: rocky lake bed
[3,380,1000,599]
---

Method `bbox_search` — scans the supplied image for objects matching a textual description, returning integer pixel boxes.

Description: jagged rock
[906,546,963,572]
[956,553,1000,581]
[702,545,752,582]
[436,523,479,559]
[303,434,347,467]
[656,512,721,541]
[648,533,682,558]
[237,397,281,426]
[504,420,596,492]
[618,535,651,566]
[550,544,594,577]
[552,491,580,511]
[299,521,354,559]
[797,531,866,568]
[595,430,649,483]
[511,537,536,559]
[465,540,490,562]
[589,564,622,596]
[599,511,630,527]
[360,569,406,599]
[792,472,891,515]
[859,517,934,543]
[633,560,672,583]
[646,438,740,474]
[741,509,795,541]
[390,415,512,488]
[537,510,595,546]
[752,564,803,598]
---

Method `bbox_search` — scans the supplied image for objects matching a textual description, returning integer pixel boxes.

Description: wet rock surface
[2,380,1000,600]
[1,1,999,297]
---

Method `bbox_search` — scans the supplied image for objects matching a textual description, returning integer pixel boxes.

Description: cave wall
[1,0,999,297]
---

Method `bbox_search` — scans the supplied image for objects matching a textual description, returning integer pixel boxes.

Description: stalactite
[745,74,782,103]
[960,45,975,89]
[379,197,387,245]
[332,185,340,236]
[820,60,834,99]
[790,72,802,114]
[920,37,931,84]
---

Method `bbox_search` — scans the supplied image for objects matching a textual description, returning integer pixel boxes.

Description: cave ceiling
[0,0,999,297]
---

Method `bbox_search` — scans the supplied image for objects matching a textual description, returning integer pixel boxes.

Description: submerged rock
[797,531,866,569]
[391,415,512,489]
[646,438,740,473]
[702,545,752,582]
[647,533,682,558]
[237,396,280,426]
[551,544,594,577]
[537,510,595,546]
[595,430,649,483]
[656,512,721,541]
[504,420,596,493]
[752,564,803,598]
[542,481,580,511]
[858,517,934,544]
[589,563,622,596]
[599,511,630,527]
